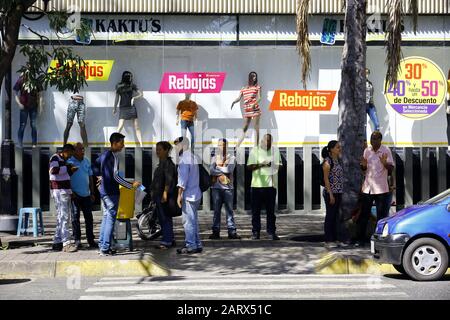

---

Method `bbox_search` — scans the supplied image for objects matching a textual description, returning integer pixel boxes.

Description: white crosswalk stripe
[79,274,409,300]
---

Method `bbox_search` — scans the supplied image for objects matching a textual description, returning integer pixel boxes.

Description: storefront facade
[4,1,449,148]
[2,1,449,213]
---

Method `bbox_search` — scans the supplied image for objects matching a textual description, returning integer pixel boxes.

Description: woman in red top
[231,71,261,148]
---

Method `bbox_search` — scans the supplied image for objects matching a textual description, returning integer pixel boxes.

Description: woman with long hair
[231,71,261,148]
[150,141,178,249]
[321,140,344,248]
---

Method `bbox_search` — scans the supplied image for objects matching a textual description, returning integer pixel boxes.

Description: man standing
[208,138,241,240]
[50,144,78,252]
[358,131,395,245]
[174,136,203,254]
[93,133,141,256]
[67,142,97,249]
[247,134,282,240]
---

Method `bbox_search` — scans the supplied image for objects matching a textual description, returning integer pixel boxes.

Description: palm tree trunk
[337,0,367,237]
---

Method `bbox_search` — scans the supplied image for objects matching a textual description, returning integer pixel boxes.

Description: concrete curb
[0,257,170,279]
[315,252,450,275]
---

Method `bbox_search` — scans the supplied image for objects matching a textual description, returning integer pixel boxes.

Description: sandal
[176,247,196,254]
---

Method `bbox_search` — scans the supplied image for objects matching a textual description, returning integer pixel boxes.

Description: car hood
[377,205,433,230]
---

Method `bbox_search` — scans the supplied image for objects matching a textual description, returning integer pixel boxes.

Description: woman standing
[322,140,343,248]
[231,71,261,148]
[151,141,178,249]
[113,71,143,147]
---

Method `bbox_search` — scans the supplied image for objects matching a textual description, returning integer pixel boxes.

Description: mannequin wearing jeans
[176,93,198,151]
[366,68,380,132]
[13,75,43,147]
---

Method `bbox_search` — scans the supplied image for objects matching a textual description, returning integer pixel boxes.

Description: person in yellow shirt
[176,93,198,150]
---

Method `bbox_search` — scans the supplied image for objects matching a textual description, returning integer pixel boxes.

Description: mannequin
[176,93,198,150]
[13,72,43,148]
[63,89,88,147]
[366,68,381,132]
[231,71,261,148]
[114,71,143,147]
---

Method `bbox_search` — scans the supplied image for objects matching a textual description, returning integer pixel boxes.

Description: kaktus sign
[270,90,336,111]
[159,72,226,94]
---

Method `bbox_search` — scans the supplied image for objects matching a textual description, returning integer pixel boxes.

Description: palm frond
[384,0,403,91]
[409,0,418,34]
[296,0,310,89]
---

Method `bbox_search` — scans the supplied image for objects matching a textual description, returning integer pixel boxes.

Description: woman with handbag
[150,141,178,249]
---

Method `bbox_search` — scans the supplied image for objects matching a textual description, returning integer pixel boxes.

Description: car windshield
[422,188,450,205]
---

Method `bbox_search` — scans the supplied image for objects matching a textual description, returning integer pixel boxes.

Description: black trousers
[357,192,390,243]
[323,192,342,242]
[447,113,450,146]
[251,187,277,235]
[71,194,95,243]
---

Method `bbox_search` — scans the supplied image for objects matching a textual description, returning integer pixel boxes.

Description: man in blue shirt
[174,136,203,254]
[67,142,96,249]
[92,132,141,256]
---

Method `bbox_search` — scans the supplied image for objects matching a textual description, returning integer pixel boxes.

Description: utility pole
[0,67,18,231]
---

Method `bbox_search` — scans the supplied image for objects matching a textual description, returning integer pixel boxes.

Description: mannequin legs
[117,119,142,147]
[236,116,260,148]
[64,121,88,147]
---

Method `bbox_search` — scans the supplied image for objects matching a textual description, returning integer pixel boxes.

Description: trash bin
[114,185,135,251]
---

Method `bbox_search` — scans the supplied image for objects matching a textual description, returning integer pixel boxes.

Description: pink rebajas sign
[159,72,226,93]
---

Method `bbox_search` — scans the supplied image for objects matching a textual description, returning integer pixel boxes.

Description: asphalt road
[0,273,449,300]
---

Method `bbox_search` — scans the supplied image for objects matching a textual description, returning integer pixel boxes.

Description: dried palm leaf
[409,0,418,34]
[385,0,403,91]
[296,0,310,89]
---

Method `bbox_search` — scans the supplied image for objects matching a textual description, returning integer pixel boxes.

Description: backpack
[198,164,211,193]
[319,157,334,187]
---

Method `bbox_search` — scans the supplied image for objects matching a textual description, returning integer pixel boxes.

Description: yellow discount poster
[48,60,114,81]
[384,56,447,120]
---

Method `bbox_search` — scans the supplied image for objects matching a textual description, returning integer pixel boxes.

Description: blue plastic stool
[17,208,44,237]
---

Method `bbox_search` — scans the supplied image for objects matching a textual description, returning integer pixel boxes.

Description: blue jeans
[182,199,202,251]
[99,195,119,252]
[18,108,37,146]
[181,120,195,149]
[155,198,175,246]
[212,188,237,234]
[366,103,380,131]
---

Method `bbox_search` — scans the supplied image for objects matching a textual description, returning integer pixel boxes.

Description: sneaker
[176,247,197,255]
[99,250,110,256]
[75,241,82,250]
[195,247,203,253]
[251,232,260,240]
[52,243,63,251]
[338,241,351,248]
[325,242,338,249]
[208,232,221,240]
[228,233,241,240]
[269,234,280,241]
[62,244,78,253]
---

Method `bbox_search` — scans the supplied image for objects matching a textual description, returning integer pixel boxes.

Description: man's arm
[112,153,134,189]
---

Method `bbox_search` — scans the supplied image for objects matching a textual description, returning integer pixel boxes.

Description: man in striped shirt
[50,144,79,252]
[93,132,141,256]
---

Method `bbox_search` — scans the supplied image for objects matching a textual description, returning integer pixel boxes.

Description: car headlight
[381,223,389,238]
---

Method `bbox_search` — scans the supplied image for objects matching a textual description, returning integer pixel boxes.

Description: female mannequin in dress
[113,71,143,147]
[231,71,261,148]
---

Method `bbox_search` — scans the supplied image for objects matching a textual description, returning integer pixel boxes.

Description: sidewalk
[0,212,396,278]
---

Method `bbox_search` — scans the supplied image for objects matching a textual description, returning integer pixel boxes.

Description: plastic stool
[17,208,44,237]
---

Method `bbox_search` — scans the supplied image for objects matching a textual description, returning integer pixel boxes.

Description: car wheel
[393,264,406,275]
[402,238,449,281]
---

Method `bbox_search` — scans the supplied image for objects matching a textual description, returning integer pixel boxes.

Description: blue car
[371,189,450,281]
